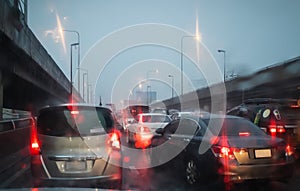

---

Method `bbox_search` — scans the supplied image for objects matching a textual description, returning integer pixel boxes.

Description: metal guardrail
[0,117,33,132]
[0,116,34,188]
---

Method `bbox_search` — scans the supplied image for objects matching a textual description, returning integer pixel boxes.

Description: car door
[169,118,200,152]
[151,118,201,168]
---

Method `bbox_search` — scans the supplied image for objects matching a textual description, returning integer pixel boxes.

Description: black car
[227,98,300,149]
[150,114,295,189]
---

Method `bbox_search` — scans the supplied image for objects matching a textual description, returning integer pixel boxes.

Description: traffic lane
[231,159,300,191]
[121,139,300,191]
[8,134,300,191]
[122,162,298,191]
[121,139,224,191]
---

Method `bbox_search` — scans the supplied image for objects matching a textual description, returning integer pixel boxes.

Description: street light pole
[87,84,92,103]
[146,69,158,83]
[79,68,88,102]
[180,35,200,96]
[168,75,174,100]
[88,84,92,104]
[146,70,158,105]
[70,42,79,98]
[83,72,88,101]
[217,49,226,81]
[70,44,73,96]
[63,30,81,94]
[147,85,151,105]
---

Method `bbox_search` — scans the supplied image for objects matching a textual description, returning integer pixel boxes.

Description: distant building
[135,90,157,104]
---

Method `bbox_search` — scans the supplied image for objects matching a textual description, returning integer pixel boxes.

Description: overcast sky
[27,0,300,107]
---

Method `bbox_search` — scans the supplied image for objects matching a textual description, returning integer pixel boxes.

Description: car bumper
[32,175,122,188]
[31,155,122,188]
[277,133,300,149]
[219,161,294,183]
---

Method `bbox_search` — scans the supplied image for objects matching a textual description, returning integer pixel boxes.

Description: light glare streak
[195,13,201,64]
[56,13,67,54]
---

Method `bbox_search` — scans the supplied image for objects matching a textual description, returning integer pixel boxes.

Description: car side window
[196,123,206,136]
[227,108,238,115]
[176,118,200,136]
[163,120,180,134]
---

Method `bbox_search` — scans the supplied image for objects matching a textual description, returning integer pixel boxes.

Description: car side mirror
[238,107,248,116]
[155,128,164,135]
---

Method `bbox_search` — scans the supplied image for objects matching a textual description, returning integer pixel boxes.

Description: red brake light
[71,110,79,115]
[135,126,152,149]
[108,130,121,150]
[138,126,151,133]
[30,125,40,155]
[268,124,285,134]
[239,132,250,136]
[277,126,286,133]
[286,145,294,156]
[269,126,277,133]
[212,145,236,159]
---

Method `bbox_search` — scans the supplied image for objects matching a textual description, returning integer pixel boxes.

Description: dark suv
[227,98,300,149]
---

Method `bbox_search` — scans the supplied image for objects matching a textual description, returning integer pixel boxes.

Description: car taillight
[30,125,40,155]
[135,126,152,149]
[286,145,294,156]
[107,130,121,150]
[70,110,79,115]
[239,132,250,136]
[268,124,286,134]
[138,126,151,133]
[277,126,286,133]
[212,145,236,160]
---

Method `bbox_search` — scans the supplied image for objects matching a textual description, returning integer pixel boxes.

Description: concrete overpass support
[0,0,82,113]
[152,57,300,112]
[0,70,3,120]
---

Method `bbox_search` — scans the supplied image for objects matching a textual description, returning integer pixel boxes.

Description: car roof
[39,103,110,112]
[180,113,241,122]
[244,98,297,105]
[138,113,169,116]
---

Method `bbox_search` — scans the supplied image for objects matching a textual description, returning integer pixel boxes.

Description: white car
[126,113,171,148]
[170,111,194,120]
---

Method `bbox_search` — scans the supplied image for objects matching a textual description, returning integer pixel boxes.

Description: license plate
[66,161,87,171]
[255,149,272,158]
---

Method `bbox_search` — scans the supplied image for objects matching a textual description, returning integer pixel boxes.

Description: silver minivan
[30,104,122,189]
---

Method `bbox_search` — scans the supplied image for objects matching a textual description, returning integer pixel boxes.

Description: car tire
[126,130,133,144]
[185,157,201,186]
[126,130,130,143]
[184,156,220,188]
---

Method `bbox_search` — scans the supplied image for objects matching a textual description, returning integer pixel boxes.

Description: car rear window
[37,106,114,137]
[142,115,171,123]
[203,118,266,137]
[151,115,171,123]
[280,106,300,122]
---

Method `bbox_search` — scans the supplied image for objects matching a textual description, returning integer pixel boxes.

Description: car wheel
[185,158,200,186]
[126,131,133,143]
[126,130,130,143]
